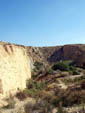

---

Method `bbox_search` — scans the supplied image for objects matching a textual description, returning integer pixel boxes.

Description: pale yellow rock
[0,44,31,97]
[0,100,9,107]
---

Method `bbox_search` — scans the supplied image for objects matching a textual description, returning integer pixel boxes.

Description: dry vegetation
[0,42,85,113]
[12,60,85,113]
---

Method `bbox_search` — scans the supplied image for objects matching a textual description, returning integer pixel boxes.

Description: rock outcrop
[0,42,31,97]
[0,41,85,97]
[26,44,85,68]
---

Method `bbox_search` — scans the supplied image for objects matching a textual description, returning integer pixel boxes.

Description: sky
[0,0,85,46]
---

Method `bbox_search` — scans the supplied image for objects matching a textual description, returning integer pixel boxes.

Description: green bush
[70,66,80,75]
[27,79,46,90]
[46,67,54,75]
[72,70,80,75]
[26,79,36,89]
[32,61,43,79]
[24,88,40,97]
[63,60,73,66]
[52,62,69,71]
[32,74,38,79]
[52,61,80,75]
[34,61,43,70]
[26,79,46,97]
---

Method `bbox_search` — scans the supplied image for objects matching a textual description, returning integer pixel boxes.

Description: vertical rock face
[0,43,31,97]
[63,45,82,60]
[27,44,85,68]
[75,52,85,68]
[0,41,85,97]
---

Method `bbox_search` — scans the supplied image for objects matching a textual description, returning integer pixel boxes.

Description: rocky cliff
[0,41,85,97]
[0,42,31,97]
[26,44,85,68]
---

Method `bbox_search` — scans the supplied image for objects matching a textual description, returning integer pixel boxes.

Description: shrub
[52,61,80,75]
[24,88,40,97]
[70,66,80,75]
[34,61,43,70]
[26,79,36,89]
[32,62,44,79]
[72,70,80,75]
[16,91,27,101]
[46,67,54,75]
[32,74,38,79]
[64,60,73,65]
[36,81,46,90]
[26,79,46,97]
[62,89,85,107]
[52,84,85,107]
[52,62,69,71]
[52,89,65,107]
[27,79,46,90]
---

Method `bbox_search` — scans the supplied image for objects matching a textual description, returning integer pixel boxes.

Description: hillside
[1,41,85,68]
[0,41,85,113]
[26,44,85,68]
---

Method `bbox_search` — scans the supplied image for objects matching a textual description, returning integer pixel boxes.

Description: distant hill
[26,44,85,68]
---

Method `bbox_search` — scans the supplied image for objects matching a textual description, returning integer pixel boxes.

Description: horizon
[0,40,85,47]
[0,0,85,46]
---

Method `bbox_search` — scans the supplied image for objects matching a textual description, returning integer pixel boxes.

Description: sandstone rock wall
[0,43,31,97]
[0,41,85,98]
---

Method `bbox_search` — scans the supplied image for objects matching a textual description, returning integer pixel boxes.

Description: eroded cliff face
[26,44,85,68]
[0,43,31,97]
[0,41,85,97]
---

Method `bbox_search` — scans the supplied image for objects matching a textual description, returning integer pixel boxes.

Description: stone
[0,43,31,98]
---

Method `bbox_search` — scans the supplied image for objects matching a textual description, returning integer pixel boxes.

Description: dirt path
[68,73,83,80]
[58,79,67,89]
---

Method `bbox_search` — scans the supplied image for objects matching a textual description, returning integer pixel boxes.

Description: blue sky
[0,0,85,46]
